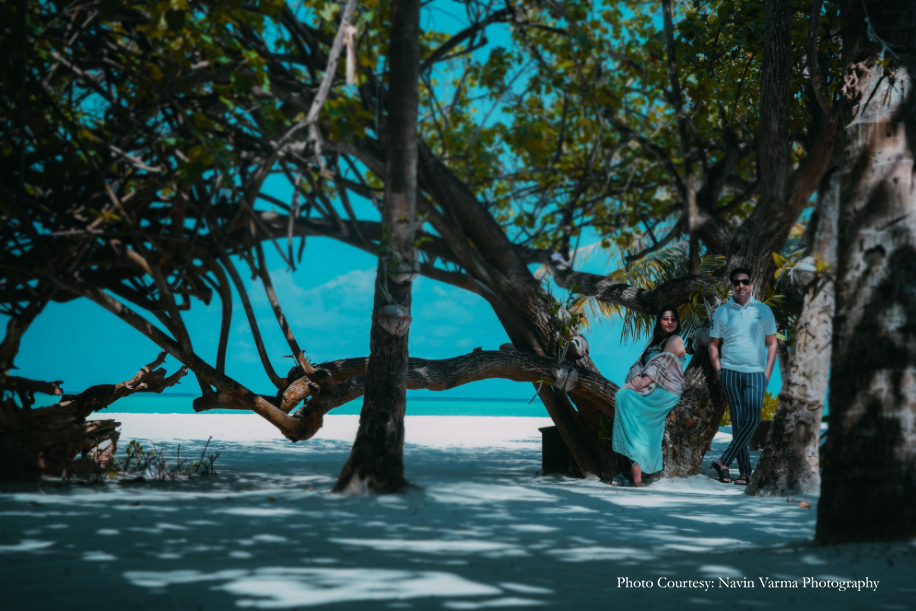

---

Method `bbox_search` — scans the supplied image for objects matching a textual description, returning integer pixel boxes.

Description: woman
[611,304,687,487]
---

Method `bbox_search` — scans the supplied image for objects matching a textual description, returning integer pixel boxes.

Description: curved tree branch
[217,252,286,389]
[624,216,686,264]
[254,240,315,376]
[253,349,619,443]
[204,260,233,375]
[420,8,512,72]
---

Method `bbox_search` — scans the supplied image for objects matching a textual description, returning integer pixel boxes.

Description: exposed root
[0,352,187,479]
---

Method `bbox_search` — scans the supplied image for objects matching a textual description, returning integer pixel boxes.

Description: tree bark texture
[334,0,420,494]
[301,350,614,420]
[726,0,838,283]
[662,349,730,477]
[747,169,839,496]
[195,348,618,447]
[0,352,186,479]
[758,0,793,207]
[816,1,916,544]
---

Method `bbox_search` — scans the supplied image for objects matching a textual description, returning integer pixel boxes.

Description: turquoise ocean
[32,393,550,417]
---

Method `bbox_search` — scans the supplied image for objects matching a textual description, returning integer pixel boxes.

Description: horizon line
[55,392,537,403]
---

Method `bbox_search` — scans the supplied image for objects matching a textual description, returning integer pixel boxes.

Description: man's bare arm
[709,337,722,379]
[764,334,778,381]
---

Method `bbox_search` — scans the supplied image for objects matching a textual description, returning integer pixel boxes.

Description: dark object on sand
[746,420,772,451]
[539,426,581,477]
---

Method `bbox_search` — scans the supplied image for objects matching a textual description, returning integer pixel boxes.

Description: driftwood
[0,352,187,479]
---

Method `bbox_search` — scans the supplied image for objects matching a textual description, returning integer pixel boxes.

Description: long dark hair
[642,303,681,364]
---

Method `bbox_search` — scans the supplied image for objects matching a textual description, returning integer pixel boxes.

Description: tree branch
[553,264,718,314]
[806,0,831,116]
[420,8,512,72]
[662,0,698,266]
[624,216,686,264]
[254,240,315,376]
[217,252,286,389]
[288,350,619,442]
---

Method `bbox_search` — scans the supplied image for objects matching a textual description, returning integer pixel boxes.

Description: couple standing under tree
[610,268,777,487]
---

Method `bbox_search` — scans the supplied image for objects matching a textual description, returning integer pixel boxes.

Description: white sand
[0,414,913,610]
[107,413,557,448]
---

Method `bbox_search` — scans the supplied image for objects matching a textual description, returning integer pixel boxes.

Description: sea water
[30,393,550,417]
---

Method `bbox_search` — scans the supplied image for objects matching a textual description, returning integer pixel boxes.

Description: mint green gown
[612,350,686,474]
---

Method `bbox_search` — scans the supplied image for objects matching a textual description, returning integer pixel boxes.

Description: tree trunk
[816,0,916,544]
[333,0,420,494]
[747,168,839,496]
[661,349,729,477]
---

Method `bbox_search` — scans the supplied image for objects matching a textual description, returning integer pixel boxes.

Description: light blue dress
[612,348,686,474]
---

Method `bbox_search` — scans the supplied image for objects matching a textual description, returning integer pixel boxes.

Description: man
[708,267,778,485]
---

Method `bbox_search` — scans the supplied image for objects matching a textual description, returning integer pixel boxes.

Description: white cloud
[224,268,378,363]
[432,325,458,338]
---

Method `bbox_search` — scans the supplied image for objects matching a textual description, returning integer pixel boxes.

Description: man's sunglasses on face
[732,278,751,287]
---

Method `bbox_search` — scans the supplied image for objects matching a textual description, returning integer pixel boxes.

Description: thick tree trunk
[334,0,420,494]
[662,349,729,477]
[816,0,916,544]
[747,169,839,496]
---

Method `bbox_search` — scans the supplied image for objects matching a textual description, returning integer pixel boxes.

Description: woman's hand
[630,375,653,391]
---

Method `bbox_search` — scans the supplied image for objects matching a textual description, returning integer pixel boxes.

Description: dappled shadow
[0,435,913,609]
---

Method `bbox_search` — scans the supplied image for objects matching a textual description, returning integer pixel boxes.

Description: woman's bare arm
[663,335,686,357]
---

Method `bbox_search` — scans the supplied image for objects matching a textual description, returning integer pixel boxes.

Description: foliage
[569,237,723,343]
[1,0,842,316]
[720,391,778,426]
[451,0,841,256]
[0,0,844,431]
[569,221,812,346]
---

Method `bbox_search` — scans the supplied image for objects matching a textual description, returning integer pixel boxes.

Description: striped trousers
[718,369,767,476]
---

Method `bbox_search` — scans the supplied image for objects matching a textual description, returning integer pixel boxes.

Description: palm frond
[567,237,725,344]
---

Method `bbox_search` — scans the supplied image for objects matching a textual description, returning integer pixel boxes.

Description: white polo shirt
[710,296,777,373]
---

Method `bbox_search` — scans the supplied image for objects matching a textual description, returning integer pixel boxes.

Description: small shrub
[67,437,220,483]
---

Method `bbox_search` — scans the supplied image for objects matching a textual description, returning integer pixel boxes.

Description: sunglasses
[731,278,751,287]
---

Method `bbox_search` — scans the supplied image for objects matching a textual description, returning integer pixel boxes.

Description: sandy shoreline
[107,413,558,448]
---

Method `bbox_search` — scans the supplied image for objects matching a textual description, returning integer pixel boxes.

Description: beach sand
[0,414,912,609]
